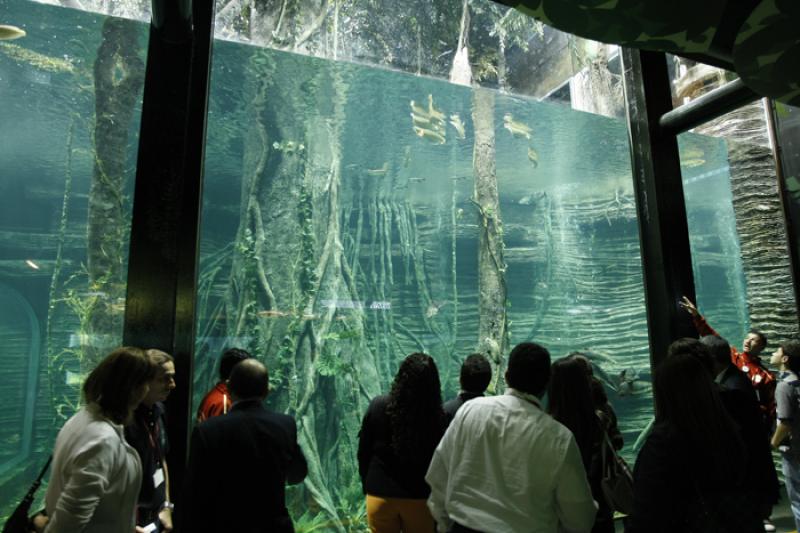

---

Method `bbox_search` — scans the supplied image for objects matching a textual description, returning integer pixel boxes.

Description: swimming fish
[403,145,412,168]
[409,177,426,182]
[426,94,445,122]
[503,113,532,140]
[366,162,389,176]
[414,126,446,145]
[258,309,291,318]
[0,25,26,41]
[449,114,466,139]
[527,146,539,168]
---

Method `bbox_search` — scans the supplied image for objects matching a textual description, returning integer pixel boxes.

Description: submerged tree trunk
[85,18,144,370]
[472,88,508,390]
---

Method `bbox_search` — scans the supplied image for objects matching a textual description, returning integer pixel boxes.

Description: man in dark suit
[179,359,307,533]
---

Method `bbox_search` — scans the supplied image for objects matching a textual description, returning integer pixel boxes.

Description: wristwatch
[161,501,174,511]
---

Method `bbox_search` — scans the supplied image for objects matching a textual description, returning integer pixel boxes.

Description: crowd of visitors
[28,294,800,533]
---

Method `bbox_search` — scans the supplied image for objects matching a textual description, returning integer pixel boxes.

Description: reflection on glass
[197,23,649,526]
[0,1,147,519]
[667,53,738,108]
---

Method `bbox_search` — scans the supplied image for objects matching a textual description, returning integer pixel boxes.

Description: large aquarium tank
[1,0,796,529]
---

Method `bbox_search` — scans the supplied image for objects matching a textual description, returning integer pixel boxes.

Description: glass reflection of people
[125,349,177,533]
[196,347,252,422]
[627,348,761,532]
[358,353,446,533]
[443,353,491,423]
[770,341,800,531]
[548,356,613,533]
[31,347,157,533]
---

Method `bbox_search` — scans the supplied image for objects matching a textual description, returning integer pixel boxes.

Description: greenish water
[0,1,750,530]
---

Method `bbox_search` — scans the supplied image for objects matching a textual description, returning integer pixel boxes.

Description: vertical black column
[123,0,215,493]
[767,100,800,324]
[620,49,697,372]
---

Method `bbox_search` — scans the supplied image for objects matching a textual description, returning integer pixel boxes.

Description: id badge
[142,522,159,533]
[153,467,165,488]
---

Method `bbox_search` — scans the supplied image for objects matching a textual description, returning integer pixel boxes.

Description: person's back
[181,359,307,533]
[426,343,596,533]
[433,394,593,532]
[185,401,305,532]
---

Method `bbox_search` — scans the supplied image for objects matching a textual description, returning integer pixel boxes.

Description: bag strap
[21,456,52,507]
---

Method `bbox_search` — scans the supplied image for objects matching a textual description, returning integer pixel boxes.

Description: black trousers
[449,522,484,533]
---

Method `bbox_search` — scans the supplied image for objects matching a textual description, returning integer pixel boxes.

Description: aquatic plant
[0,43,75,73]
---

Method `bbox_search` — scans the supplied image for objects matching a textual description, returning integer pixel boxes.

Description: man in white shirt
[426,342,597,533]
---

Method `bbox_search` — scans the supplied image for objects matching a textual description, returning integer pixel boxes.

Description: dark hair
[460,353,492,393]
[567,352,610,406]
[667,337,714,375]
[220,348,252,380]
[749,329,768,349]
[83,347,157,424]
[386,353,444,459]
[548,356,598,468]
[699,335,731,367]
[506,343,551,396]
[228,359,269,400]
[654,353,744,480]
[781,341,800,375]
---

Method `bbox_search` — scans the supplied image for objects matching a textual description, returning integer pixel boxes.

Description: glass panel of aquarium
[680,101,798,350]
[197,2,651,528]
[0,0,148,519]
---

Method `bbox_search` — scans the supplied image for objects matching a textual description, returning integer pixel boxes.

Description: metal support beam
[767,99,800,325]
[621,48,697,373]
[123,0,214,496]
[659,78,760,135]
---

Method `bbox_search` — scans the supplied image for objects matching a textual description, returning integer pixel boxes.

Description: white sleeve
[426,427,454,533]
[554,437,597,533]
[45,438,115,532]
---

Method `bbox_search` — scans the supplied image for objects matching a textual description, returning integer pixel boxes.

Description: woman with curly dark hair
[358,353,445,532]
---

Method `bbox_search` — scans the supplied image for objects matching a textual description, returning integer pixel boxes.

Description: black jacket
[178,399,307,533]
[357,395,444,499]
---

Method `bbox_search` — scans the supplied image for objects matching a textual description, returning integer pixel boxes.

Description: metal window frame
[123,0,214,492]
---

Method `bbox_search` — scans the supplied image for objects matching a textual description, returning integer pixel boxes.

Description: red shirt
[197,382,232,422]
[692,314,776,418]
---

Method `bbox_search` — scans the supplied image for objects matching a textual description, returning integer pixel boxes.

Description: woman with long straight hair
[32,347,157,533]
[548,355,613,533]
[358,353,446,533]
[627,350,760,532]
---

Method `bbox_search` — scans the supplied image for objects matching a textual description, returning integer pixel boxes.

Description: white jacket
[44,405,142,533]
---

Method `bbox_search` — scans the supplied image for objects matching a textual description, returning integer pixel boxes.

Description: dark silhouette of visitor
[548,355,614,533]
[443,353,492,423]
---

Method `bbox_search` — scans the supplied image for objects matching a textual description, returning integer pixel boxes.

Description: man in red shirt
[680,296,775,428]
[197,348,252,422]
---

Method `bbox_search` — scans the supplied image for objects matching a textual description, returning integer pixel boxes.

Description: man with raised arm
[426,342,596,533]
[680,296,775,431]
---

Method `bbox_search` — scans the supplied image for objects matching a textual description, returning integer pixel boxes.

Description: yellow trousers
[365,494,436,533]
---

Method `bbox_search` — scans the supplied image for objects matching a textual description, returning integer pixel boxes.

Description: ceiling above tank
[492,0,799,106]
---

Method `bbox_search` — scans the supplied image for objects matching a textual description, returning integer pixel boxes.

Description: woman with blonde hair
[32,347,157,533]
